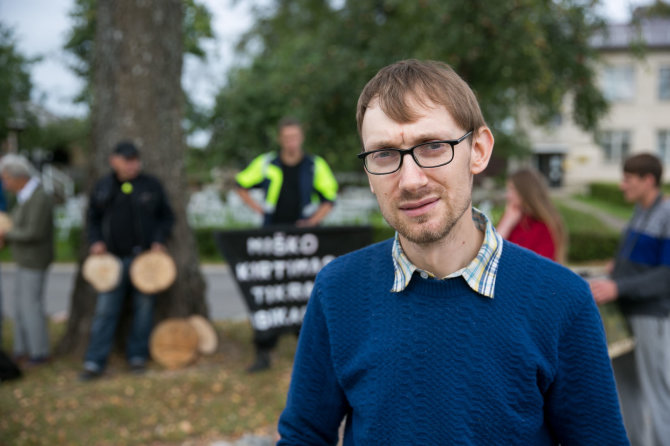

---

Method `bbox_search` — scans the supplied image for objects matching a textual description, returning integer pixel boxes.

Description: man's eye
[425,142,447,151]
[372,150,396,160]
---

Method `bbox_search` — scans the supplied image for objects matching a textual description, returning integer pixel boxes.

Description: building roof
[591,18,670,49]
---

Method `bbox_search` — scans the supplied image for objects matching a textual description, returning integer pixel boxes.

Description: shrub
[588,182,626,207]
[567,232,619,263]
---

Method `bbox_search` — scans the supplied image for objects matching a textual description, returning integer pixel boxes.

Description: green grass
[490,199,618,235]
[0,320,294,445]
[555,200,619,234]
[571,194,634,221]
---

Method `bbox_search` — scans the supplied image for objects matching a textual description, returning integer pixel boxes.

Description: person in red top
[496,168,567,262]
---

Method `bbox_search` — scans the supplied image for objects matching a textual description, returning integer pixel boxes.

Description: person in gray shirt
[0,154,54,366]
[590,153,670,446]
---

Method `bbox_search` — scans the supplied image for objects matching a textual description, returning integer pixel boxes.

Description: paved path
[0,262,248,322]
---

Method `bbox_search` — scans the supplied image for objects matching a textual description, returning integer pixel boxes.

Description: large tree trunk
[57,0,207,355]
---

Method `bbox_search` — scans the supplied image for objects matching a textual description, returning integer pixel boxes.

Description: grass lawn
[0,320,295,446]
[555,200,619,234]
[571,195,634,221]
[490,199,619,235]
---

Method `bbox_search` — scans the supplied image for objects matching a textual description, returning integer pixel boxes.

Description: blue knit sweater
[278,239,629,445]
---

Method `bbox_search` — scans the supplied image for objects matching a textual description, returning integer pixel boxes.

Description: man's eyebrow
[365,132,445,151]
[364,139,397,151]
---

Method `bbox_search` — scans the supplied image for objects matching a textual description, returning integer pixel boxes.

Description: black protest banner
[215,225,373,338]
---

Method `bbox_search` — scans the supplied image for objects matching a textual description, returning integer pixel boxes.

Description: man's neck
[639,188,661,209]
[280,150,304,166]
[399,210,484,278]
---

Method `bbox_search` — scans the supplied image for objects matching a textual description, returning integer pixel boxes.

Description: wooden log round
[130,250,177,294]
[82,253,122,293]
[150,318,199,369]
[187,315,218,355]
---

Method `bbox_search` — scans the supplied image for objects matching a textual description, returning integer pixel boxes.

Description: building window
[659,130,670,163]
[600,130,631,162]
[601,65,635,101]
[660,66,670,100]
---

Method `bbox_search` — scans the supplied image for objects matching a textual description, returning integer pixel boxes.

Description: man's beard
[382,195,472,246]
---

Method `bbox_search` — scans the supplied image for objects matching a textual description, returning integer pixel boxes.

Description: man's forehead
[362,98,455,140]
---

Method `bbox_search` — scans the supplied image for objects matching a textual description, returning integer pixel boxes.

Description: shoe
[129,363,146,375]
[12,354,28,366]
[246,351,271,374]
[24,356,51,369]
[78,369,103,382]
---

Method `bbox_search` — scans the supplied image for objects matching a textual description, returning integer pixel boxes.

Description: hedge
[567,231,619,263]
[56,222,618,264]
[588,182,627,207]
[590,182,670,207]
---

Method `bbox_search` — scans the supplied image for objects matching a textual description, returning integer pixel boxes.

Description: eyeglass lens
[365,142,453,174]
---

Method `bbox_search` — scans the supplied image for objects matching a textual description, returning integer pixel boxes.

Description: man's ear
[644,173,658,189]
[368,177,375,195]
[470,126,494,175]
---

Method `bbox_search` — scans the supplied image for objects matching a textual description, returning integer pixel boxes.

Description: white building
[523,18,670,187]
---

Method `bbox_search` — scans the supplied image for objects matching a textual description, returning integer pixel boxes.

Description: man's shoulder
[94,172,115,186]
[500,241,584,285]
[136,172,166,188]
[498,241,592,310]
[658,196,670,215]
[639,196,670,236]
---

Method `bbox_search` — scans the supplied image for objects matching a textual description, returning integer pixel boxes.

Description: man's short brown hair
[278,116,302,131]
[623,153,663,186]
[356,59,487,141]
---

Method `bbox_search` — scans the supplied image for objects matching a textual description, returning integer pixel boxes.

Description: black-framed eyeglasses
[357,130,473,175]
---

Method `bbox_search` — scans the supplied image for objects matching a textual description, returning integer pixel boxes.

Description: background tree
[0,23,35,143]
[208,0,608,173]
[63,0,213,139]
[633,0,670,19]
[58,0,207,354]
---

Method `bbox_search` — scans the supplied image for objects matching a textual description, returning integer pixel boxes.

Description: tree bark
[57,0,207,355]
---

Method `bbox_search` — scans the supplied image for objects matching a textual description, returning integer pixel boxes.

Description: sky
[0,0,657,121]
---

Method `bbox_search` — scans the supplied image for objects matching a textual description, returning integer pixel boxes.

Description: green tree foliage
[0,23,35,141]
[209,0,609,171]
[21,117,89,158]
[633,0,670,19]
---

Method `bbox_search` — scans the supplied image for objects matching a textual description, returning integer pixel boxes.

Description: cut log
[130,251,177,294]
[188,315,218,355]
[82,254,122,293]
[150,318,199,369]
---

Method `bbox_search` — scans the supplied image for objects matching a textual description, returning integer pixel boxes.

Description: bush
[588,182,626,207]
[567,232,619,263]
[56,218,618,264]
[193,227,225,262]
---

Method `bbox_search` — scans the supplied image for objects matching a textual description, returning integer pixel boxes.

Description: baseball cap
[113,141,140,158]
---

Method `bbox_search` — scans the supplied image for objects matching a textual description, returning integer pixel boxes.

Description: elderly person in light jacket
[0,154,54,366]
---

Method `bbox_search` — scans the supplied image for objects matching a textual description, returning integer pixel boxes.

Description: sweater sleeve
[5,190,53,243]
[277,284,348,445]
[616,265,670,300]
[615,207,670,300]
[544,293,629,445]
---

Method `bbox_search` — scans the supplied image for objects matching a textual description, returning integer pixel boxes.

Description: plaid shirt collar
[391,207,502,298]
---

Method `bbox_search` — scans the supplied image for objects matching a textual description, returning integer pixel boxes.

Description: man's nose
[397,153,428,191]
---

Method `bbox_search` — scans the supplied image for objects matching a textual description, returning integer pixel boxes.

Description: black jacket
[87,172,175,257]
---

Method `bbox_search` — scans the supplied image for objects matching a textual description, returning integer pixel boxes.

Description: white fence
[55,186,382,239]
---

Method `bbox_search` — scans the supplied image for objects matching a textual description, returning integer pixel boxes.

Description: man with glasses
[277,60,628,444]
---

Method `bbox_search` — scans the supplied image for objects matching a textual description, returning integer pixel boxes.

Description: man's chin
[394,220,449,246]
